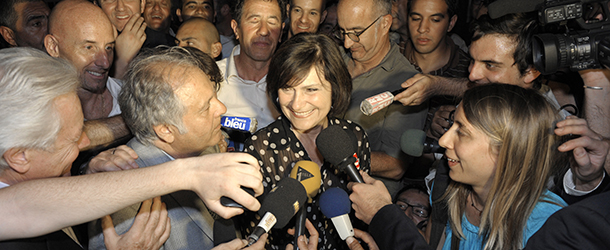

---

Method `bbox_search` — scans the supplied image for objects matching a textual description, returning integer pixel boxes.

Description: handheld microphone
[221,116,258,133]
[290,160,322,248]
[360,89,404,116]
[400,129,444,157]
[316,126,364,183]
[247,178,307,246]
[319,187,354,240]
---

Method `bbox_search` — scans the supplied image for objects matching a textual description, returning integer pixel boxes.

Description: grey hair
[119,46,222,145]
[0,47,79,169]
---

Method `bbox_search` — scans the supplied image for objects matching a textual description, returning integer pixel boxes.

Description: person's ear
[176,8,183,22]
[523,66,541,85]
[44,34,60,57]
[448,15,457,32]
[153,124,175,143]
[140,0,145,14]
[3,148,31,174]
[211,41,222,59]
[231,19,240,40]
[319,10,328,25]
[382,14,392,30]
[0,26,17,47]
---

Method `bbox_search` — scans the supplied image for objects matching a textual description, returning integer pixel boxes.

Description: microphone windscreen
[319,187,351,218]
[487,0,544,19]
[316,126,355,168]
[259,178,307,228]
[401,129,426,157]
[290,160,322,200]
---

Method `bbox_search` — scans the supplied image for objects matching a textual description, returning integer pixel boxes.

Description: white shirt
[107,77,123,117]
[220,34,236,60]
[216,45,280,130]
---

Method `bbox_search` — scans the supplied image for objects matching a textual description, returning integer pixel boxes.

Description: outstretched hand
[183,153,264,219]
[102,197,170,250]
[555,116,609,190]
[394,74,436,106]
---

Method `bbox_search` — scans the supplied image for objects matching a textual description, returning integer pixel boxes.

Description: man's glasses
[333,15,382,43]
[396,200,430,219]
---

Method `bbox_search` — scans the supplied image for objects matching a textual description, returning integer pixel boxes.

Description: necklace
[470,193,483,215]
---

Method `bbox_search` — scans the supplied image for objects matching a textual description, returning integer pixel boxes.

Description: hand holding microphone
[247,178,307,246]
[319,188,380,250]
[289,160,321,249]
[348,172,392,225]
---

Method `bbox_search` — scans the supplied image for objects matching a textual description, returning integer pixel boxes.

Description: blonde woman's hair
[443,84,566,250]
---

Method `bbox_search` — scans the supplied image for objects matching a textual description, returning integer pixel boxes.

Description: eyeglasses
[396,200,430,219]
[333,15,382,42]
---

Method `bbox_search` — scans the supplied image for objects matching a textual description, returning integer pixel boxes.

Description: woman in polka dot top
[237,33,371,250]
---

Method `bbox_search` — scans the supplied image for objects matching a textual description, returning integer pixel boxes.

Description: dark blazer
[88,138,215,250]
[0,230,83,250]
[525,191,610,250]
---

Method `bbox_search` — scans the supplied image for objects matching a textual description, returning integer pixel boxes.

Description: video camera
[489,0,610,74]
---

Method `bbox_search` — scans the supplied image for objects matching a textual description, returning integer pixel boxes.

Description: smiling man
[0,0,50,51]
[336,0,427,195]
[215,0,284,132]
[45,0,133,150]
[45,0,121,121]
[143,0,173,34]
[285,0,327,39]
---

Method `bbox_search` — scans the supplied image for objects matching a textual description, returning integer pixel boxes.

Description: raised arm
[0,152,263,240]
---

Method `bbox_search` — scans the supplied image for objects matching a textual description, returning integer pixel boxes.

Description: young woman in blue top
[437,83,567,249]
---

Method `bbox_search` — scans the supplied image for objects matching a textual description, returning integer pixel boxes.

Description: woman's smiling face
[278,67,332,133]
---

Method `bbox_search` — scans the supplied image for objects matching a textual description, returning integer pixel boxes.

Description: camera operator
[393,12,610,202]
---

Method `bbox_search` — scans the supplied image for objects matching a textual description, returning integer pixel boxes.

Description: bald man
[44,0,131,150]
[175,18,222,59]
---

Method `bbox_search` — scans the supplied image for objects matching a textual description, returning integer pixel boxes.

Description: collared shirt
[219,34,236,60]
[343,43,428,159]
[216,45,280,130]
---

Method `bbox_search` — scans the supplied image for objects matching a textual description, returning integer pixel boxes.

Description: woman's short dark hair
[267,33,352,117]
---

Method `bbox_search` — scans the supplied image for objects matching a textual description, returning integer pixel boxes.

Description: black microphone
[487,0,544,19]
[400,129,444,157]
[316,125,364,183]
[247,178,307,246]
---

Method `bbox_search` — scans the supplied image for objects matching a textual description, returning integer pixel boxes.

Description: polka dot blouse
[237,116,371,250]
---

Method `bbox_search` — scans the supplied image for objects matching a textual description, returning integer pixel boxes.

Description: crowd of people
[1,0,610,249]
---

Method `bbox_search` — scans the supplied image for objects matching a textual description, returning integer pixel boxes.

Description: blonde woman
[349,83,608,250]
